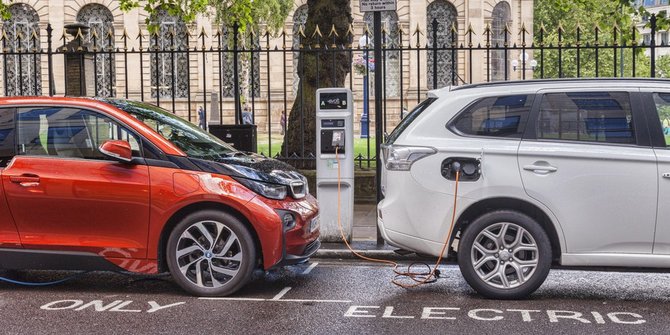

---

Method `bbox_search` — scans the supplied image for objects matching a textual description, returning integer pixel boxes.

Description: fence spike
[519,22,528,36]
[298,25,306,48]
[557,22,565,35]
[199,26,208,39]
[91,28,99,41]
[363,23,372,37]
[345,23,355,37]
[539,23,547,36]
[467,23,476,36]
[311,24,323,39]
[214,28,222,39]
[328,24,339,38]
[0,29,7,43]
[412,23,423,37]
[451,22,458,34]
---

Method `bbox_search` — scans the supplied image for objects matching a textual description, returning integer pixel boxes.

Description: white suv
[378,79,670,299]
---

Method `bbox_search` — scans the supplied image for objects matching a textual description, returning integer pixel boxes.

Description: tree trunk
[281,0,353,169]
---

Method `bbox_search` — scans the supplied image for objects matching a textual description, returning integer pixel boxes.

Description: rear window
[386,98,437,144]
[537,92,635,144]
[450,95,533,138]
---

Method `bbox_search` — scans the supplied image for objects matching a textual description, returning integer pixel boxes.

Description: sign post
[359,0,396,245]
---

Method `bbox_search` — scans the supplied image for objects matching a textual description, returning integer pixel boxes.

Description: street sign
[360,0,396,12]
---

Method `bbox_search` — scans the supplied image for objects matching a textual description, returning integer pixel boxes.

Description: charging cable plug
[451,161,461,173]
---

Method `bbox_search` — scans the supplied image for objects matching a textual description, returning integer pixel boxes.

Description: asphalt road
[1,260,669,334]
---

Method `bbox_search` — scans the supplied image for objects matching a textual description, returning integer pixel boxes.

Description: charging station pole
[316,88,354,242]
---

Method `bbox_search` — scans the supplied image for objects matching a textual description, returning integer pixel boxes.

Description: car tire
[458,210,551,299]
[166,210,257,297]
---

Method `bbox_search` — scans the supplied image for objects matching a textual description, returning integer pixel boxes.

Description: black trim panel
[0,249,125,271]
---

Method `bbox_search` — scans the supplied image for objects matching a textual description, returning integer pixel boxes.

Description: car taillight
[382,144,437,171]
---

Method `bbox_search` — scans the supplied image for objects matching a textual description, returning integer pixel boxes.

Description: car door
[518,89,657,254]
[0,107,21,247]
[643,90,670,254]
[1,106,150,258]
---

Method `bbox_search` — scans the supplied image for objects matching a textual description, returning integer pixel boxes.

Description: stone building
[0,0,534,135]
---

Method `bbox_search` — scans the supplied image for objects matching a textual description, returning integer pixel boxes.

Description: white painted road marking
[199,297,351,303]
[272,287,292,300]
[40,300,185,313]
[303,262,318,275]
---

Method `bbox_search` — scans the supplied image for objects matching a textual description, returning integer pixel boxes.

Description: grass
[256,134,378,168]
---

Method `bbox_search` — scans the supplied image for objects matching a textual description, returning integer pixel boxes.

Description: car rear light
[382,144,437,171]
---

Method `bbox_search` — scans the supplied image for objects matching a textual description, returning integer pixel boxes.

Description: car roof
[0,96,186,157]
[427,78,670,98]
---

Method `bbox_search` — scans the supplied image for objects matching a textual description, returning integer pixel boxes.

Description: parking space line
[272,287,292,300]
[199,297,266,302]
[198,297,351,303]
[303,262,318,275]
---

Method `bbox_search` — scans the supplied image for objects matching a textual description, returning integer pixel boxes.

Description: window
[16,107,140,160]
[491,1,512,81]
[364,10,400,97]
[386,98,437,144]
[643,33,652,46]
[661,31,669,46]
[427,0,458,88]
[2,3,41,96]
[150,8,189,99]
[653,93,670,146]
[0,109,15,167]
[292,5,308,96]
[537,92,635,144]
[77,4,116,97]
[451,95,533,138]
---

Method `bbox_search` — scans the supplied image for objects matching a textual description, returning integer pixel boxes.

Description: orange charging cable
[334,146,460,288]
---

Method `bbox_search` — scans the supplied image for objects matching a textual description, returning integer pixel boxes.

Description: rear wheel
[458,210,551,299]
[166,210,256,296]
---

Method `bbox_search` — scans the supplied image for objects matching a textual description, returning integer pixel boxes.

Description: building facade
[0,0,534,134]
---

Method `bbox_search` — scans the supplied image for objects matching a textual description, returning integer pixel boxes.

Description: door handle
[523,163,558,174]
[9,174,40,187]
[663,173,670,178]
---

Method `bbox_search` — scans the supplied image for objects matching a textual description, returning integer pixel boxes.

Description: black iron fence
[1,14,668,168]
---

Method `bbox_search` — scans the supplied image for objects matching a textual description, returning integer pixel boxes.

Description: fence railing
[1,14,667,168]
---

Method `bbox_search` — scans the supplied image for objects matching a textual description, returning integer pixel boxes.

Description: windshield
[104,99,237,160]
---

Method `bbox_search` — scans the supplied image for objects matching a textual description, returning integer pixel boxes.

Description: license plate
[309,216,320,233]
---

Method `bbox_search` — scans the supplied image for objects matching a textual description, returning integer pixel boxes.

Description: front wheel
[458,210,552,299]
[166,210,256,296]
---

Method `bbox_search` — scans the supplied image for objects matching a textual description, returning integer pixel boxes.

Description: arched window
[292,5,308,96]
[77,4,115,97]
[491,1,511,81]
[150,8,188,99]
[426,0,457,88]
[2,3,41,96]
[363,11,400,97]
[219,25,260,99]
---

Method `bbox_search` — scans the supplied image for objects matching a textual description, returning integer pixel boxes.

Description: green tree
[533,0,668,78]
[121,0,353,166]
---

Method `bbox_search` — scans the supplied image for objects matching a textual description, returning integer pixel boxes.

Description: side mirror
[99,140,133,163]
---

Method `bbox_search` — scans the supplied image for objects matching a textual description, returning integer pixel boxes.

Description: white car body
[378,79,670,270]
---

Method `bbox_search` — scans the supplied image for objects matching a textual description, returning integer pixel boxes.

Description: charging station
[316,88,354,242]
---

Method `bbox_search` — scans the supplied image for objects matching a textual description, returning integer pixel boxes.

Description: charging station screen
[319,93,348,110]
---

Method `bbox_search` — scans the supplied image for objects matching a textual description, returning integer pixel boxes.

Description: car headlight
[382,144,437,171]
[235,177,287,200]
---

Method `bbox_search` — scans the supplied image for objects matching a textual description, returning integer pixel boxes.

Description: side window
[0,108,15,167]
[537,92,635,144]
[451,95,532,138]
[17,107,141,160]
[653,93,670,147]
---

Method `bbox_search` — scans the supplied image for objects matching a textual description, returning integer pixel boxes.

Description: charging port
[441,157,481,182]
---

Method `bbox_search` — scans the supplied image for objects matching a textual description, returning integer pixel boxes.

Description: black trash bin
[208,124,257,153]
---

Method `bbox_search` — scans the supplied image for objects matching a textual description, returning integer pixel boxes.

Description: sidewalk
[314,203,429,261]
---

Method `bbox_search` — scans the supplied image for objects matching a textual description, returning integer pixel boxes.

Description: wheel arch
[157,201,263,273]
[454,197,562,264]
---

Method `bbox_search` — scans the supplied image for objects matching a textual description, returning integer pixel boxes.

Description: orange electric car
[0,97,319,296]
